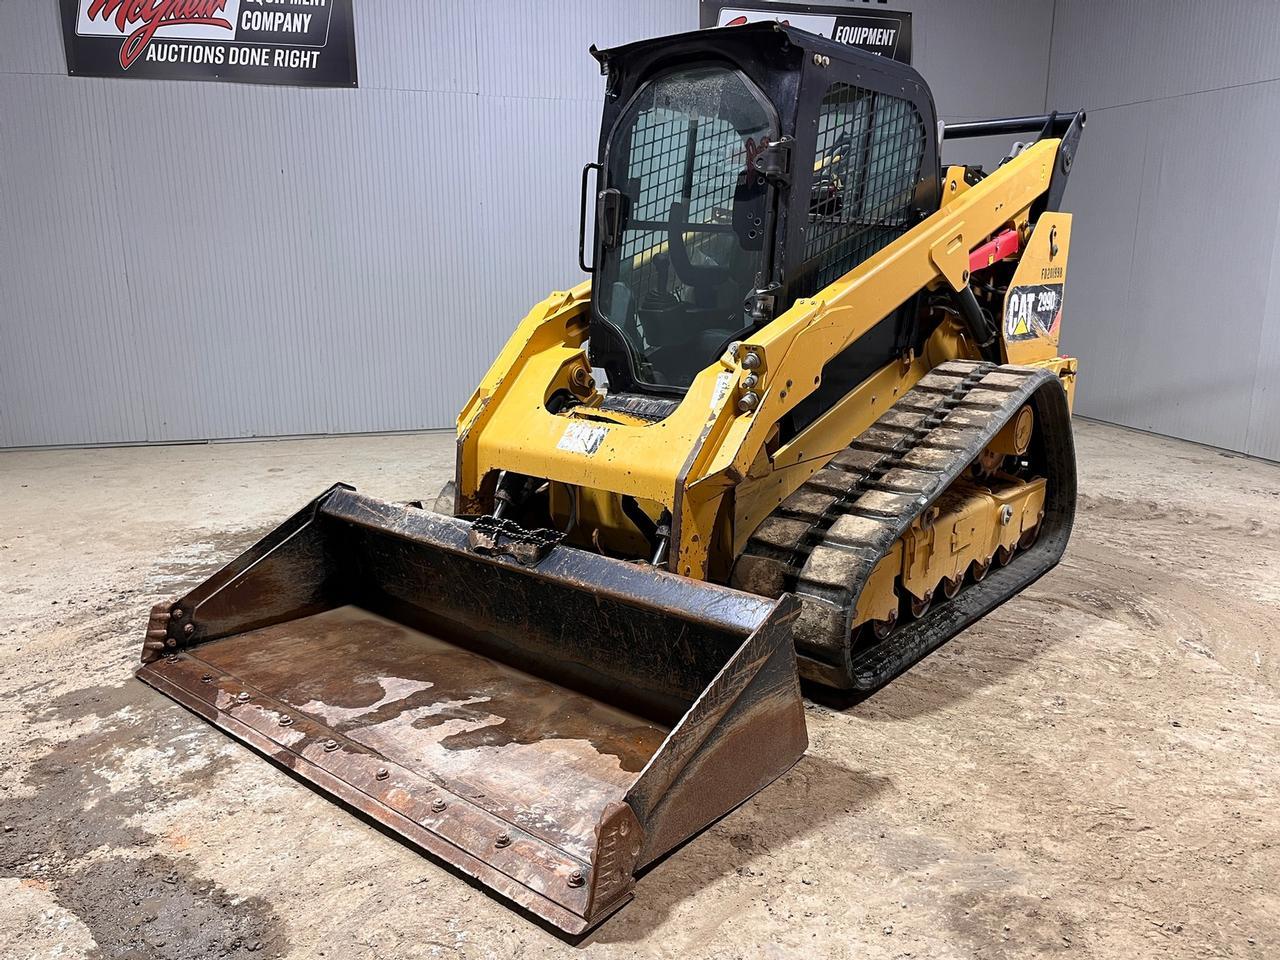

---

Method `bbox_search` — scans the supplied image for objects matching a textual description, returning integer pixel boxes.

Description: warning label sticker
[556,421,609,456]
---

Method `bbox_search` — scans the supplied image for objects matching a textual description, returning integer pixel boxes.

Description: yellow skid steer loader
[138,22,1083,935]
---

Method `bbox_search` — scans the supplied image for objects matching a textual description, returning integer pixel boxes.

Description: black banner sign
[700,1,912,64]
[60,0,358,87]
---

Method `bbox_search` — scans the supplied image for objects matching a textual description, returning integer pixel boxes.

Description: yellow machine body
[456,140,1076,583]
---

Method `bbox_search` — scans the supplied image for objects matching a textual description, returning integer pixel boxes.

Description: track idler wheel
[909,590,933,619]
[996,543,1017,567]
[970,559,990,582]
[865,611,898,642]
[941,576,962,600]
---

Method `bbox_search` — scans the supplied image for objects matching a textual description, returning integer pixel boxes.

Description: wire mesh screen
[800,82,927,296]
[620,109,748,266]
[596,65,774,387]
[608,65,771,313]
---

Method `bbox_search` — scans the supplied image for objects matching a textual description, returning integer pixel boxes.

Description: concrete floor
[2,420,1278,959]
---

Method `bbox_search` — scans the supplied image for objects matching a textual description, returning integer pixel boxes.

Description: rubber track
[732,360,1076,691]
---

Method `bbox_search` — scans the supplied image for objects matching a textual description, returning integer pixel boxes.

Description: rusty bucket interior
[137,485,806,935]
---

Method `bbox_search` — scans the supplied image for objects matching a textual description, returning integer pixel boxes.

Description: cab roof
[593,20,927,91]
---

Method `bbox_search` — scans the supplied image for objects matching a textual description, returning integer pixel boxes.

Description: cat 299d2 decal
[60,0,357,87]
[1005,284,1063,342]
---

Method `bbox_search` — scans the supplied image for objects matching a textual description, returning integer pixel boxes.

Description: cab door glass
[597,65,775,389]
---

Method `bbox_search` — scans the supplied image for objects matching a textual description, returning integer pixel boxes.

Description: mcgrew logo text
[84,0,232,69]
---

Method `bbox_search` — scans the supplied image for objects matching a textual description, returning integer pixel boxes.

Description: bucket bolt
[323,739,339,752]
[495,831,511,848]
[375,768,389,781]
[567,870,585,888]
[431,798,447,813]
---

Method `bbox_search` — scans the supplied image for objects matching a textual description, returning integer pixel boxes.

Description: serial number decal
[1041,265,1065,281]
[711,371,735,410]
[1005,283,1064,342]
[556,420,609,456]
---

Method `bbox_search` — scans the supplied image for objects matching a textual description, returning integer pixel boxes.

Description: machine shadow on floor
[583,753,889,945]
[802,588,1070,722]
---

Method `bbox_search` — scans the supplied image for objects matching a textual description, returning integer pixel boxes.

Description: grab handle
[578,162,601,273]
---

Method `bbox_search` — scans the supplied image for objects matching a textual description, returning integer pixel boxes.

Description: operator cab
[584,23,940,408]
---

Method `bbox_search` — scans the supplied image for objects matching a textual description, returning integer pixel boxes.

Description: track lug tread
[737,360,1074,691]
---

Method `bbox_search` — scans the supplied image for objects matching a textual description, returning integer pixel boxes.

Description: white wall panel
[900,0,1056,121]
[1053,102,1147,428]
[0,75,149,447]
[1050,0,1280,459]
[0,2,65,76]
[1049,0,1280,112]
[357,1,483,93]
[1,0,1053,447]
[1247,208,1280,462]
[1076,86,1279,449]
[476,0,697,102]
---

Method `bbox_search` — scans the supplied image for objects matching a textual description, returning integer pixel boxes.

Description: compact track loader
[138,23,1083,935]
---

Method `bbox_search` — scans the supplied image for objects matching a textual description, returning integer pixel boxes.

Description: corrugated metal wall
[1,1,1053,447]
[1049,0,1280,460]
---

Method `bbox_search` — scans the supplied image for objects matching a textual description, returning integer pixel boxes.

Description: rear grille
[599,392,681,423]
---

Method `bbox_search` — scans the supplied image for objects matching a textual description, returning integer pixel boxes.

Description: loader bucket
[137,485,805,935]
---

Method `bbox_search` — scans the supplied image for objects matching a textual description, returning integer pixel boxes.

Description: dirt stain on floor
[1,678,288,960]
